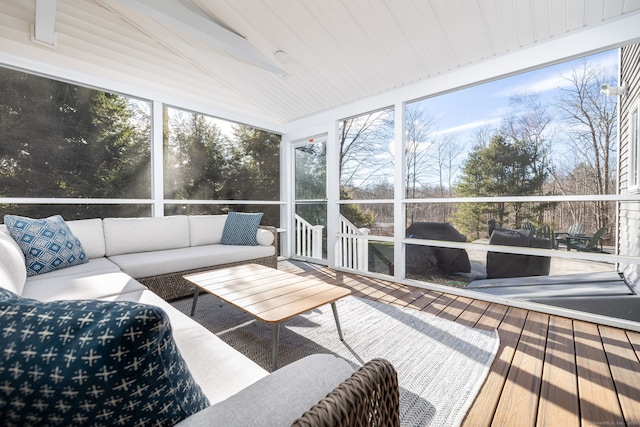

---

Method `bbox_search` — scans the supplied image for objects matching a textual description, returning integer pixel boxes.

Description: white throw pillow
[256,228,275,246]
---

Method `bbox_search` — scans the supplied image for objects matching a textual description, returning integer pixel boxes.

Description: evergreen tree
[0,69,150,219]
[453,134,547,235]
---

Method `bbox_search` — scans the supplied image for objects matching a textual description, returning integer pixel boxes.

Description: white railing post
[296,213,369,268]
[337,215,369,271]
[357,227,369,271]
[295,214,324,259]
[312,225,324,259]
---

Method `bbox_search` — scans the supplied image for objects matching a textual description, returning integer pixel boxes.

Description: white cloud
[495,52,619,98]
[434,117,502,136]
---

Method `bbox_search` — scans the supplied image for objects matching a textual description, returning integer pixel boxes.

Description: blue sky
[420,49,618,148]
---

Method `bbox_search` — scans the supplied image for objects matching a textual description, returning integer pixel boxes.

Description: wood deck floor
[278,260,640,427]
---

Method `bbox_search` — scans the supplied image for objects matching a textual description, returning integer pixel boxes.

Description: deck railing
[295,214,324,259]
[294,214,369,271]
[337,216,369,271]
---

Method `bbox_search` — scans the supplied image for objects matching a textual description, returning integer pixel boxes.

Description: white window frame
[630,101,640,191]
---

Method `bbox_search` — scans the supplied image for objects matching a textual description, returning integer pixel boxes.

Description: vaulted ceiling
[1,0,640,131]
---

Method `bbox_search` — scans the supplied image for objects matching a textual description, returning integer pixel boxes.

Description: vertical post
[357,228,370,271]
[393,101,406,281]
[312,225,324,259]
[295,216,301,256]
[151,101,164,217]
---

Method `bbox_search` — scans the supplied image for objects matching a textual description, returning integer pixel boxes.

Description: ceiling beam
[33,0,57,47]
[107,0,286,75]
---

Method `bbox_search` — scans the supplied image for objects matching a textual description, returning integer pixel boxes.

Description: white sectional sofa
[73,215,278,301]
[0,214,400,426]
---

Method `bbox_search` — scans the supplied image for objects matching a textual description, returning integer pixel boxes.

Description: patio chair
[569,227,606,252]
[293,358,400,426]
[556,223,585,250]
[521,221,536,234]
[535,225,556,249]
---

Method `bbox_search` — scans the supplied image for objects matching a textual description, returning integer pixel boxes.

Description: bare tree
[502,93,552,193]
[404,105,464,223]
[338,109,394,189]
[501,93,554,224]
[556,60,617,232]
[405,105,436,222]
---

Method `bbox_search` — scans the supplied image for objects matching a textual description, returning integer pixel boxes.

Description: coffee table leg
[190,286,199,316]
[272,323,280,371]
[331,302,344,341]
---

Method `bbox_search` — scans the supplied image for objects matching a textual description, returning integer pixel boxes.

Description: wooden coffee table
[184,264,351,370]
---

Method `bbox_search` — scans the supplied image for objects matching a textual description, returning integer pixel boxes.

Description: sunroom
[1,1,640,425]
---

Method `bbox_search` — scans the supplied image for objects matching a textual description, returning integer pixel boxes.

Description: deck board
[276,260,640,426]
[600,326,640,423]
[537,316,580,427]
[492,310,548,427]
[574,321,626,425]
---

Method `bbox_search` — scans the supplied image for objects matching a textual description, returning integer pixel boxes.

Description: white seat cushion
[25,257,121,282]
[102,290,269,404]
[22,270,147,301]
[108,244,275,278]
[176,354,354,426]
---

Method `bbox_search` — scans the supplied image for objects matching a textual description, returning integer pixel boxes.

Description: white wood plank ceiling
[1,0,640,130]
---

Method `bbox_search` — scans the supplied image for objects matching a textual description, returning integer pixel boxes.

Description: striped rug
[172,295,499,427]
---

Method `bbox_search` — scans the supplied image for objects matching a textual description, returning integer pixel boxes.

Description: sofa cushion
[66,218,106,258]
[22,268,147,301]
[256,228,275,246]
[24,257,121,283]
[0,289,210,426]
[108,244,275,279]
[189,215,228,246]
[0,228,27,295]
[175,354,354,427]
[4,214,88,276]
[221,212,263,246]
[103,290,269,404]
[103,216,190,256]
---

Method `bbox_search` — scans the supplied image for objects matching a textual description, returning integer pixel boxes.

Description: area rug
[171,294,500,427]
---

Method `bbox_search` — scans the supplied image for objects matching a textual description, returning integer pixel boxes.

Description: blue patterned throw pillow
[4,214,88,276]
[221,212,264,246]
[0,288,210,427]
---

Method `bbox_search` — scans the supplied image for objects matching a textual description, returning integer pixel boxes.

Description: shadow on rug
[172,294,499,427]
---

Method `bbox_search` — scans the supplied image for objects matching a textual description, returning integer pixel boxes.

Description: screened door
[293,138,327,262]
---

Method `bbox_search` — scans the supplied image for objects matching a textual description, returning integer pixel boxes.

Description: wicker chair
[292,358,400,427]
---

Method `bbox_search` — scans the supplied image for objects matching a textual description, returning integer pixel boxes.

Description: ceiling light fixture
[273,50,291,64]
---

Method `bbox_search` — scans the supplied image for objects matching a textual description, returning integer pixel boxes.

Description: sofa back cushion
[103,216,190,256]
[189,215,228,246]
[0,228,27,295]
[0,288,210,426]
[66,218,106,258]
